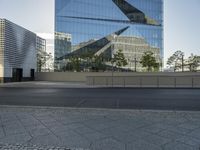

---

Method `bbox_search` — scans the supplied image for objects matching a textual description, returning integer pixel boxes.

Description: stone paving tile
[140,125,164,134]
[146,122,173,130]
[166,125,192,135]
[90,137,125,150]
[0,128,4,139]
[40,117,58,125]
[188,128,200,139]
[54,130,80,139]
[143,134,171,146]
[57,117,84,125]
[62,122,86,130]
[73,126,96,135]
[83,120,115,131]
[160,117,187,126]
[155,129,184,140]
[43,120,64,128]
[127,140,162,150]
[3,124,27,136]
[163,141,196,150]
[1,106,200,150]
[148,122,192,135]
[100,126,130,137]
[0,133,32,144]
[16,113,33,119]
[0,144,73,150]
[49,125,73,134]
[115,120,151,131]
[19,118,42,127]
[176,135,200,148]
[178,122,200,130]
[60,133,91,149]
[129,129,153,139]
[27,133,62,146]
[82,131,108,142]
[0,115,17,123]
[27,125,52,137]
[111,131,140,144]
[2,120,21,127]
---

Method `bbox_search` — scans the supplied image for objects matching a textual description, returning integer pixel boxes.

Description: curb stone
[0,143,90,150]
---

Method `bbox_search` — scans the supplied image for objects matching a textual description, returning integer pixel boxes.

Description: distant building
[36,36,46,72]
[111,36,160,71]
[54,32,71,71]
[71,35,160,71]
[0,19,45,83]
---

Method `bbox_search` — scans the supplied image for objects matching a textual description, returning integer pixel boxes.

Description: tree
[37,52,53,72]
[111,49,128,70]
[140,51,158,72]
[45,53,54,72]
[186,54,200,72]
[66,57,81,72]
[80,51,93,70]
[167,50,184,72]
[91,55,106,72]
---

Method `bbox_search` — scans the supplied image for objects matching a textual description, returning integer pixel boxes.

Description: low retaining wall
[36,72,200,88]
[36,72,116,82]
[86,74,200,88]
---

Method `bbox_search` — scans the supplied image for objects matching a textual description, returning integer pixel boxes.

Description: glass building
[55,0,163,72]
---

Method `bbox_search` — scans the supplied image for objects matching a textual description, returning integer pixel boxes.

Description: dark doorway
[30,69,35,81]
[12,68,23,82]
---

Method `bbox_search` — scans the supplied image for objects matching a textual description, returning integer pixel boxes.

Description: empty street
[0,87,200,111]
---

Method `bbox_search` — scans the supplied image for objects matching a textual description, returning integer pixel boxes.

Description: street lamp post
[182,54,184,72]
[134,55,137,72]
[111,61,114,87]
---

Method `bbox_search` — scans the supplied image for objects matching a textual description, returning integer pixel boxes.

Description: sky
[0,0,200,67]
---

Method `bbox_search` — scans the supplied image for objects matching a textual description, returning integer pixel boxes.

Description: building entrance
[30,69,35,81]
[12,68,23,82]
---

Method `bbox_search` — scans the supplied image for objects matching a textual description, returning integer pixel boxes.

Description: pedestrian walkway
[0,106,200,150]
[0,81,90,88]
[0,143,73,150]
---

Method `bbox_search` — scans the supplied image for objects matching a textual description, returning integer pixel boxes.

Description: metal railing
[87,75,200,88]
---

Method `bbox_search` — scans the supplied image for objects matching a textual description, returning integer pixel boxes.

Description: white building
[0,19,44,83]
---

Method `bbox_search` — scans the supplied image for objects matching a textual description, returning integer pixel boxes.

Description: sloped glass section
[112,0,159,25]
[58,26,129,60]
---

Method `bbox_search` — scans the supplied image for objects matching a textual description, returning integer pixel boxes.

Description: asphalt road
[0,88,200,111]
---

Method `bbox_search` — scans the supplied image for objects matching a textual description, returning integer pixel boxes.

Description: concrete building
[0,19,45,83]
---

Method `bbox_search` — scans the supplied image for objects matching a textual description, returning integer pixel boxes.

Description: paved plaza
[0,106,200,150]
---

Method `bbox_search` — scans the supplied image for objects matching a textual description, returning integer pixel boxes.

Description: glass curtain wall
[55,0,163,72]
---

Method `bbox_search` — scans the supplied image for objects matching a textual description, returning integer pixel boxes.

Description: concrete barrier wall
[36,72,115,82]
[36,72,200,88]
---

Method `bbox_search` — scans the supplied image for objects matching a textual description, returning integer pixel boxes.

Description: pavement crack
[15,115,33,138]
[31,114,61,141]
[0,115,6,137]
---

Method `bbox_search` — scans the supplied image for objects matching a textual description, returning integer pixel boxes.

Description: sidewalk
[0,106,200,150]
[0,81,91,88]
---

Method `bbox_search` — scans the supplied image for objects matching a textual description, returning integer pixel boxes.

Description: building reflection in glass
[55,0,163,72]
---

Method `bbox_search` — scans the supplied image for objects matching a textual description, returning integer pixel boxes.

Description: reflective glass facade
[55,0,163,71]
